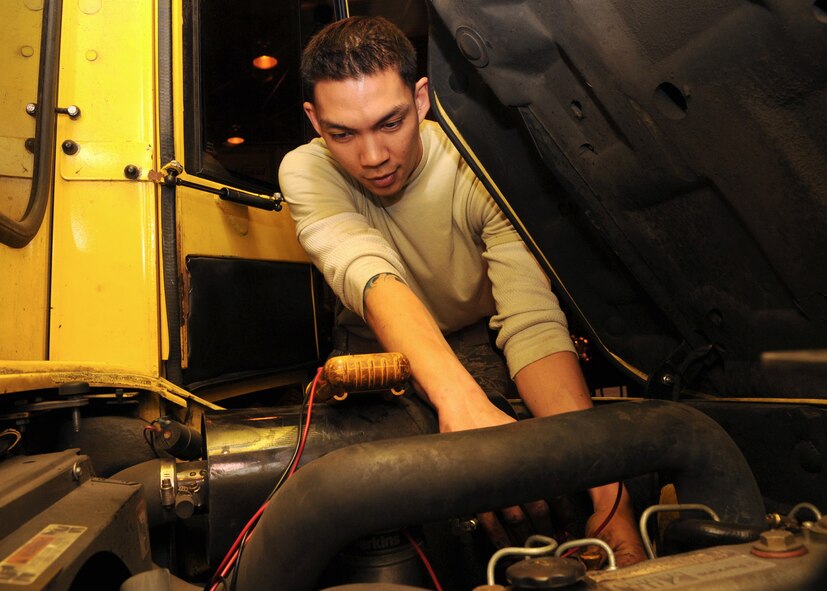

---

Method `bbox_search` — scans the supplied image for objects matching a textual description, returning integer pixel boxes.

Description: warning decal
[0,524,87,586]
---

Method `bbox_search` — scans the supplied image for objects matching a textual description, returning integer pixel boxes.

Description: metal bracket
[149,160,284,212]
[646,341,717,400]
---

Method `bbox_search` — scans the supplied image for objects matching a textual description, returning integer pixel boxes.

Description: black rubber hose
[235,400,765,591]
[111,460,175,528]
[662,517,764,555]
[57,416,159,477]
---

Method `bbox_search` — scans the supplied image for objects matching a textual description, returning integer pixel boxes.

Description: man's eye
[383,120,402,130]
[329,132,351,141]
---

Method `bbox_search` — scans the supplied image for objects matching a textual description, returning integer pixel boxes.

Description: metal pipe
[235,400,765,591]
[111,459,206,528]
[203,396,438,564]
[486,535,558,585]
[639,503,721,559]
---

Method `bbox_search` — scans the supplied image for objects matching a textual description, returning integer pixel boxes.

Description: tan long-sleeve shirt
[279,120,575,377]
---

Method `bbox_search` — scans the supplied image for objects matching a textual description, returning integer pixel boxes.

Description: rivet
[20,46,35,58]
[24,0,43,10]
[79,0,102,15]
[62,140,79,155]
[124,164,141,179]
[85,49,98,62]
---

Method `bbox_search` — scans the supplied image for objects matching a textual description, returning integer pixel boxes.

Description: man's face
[303,69,430,198]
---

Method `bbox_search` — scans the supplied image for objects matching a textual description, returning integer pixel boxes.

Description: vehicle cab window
[183,0,336,193]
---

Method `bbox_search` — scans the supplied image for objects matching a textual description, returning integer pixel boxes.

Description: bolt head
[123,164,141,179]
[61,140,79,155]
[25,103,37,115]
[758,529,799,551]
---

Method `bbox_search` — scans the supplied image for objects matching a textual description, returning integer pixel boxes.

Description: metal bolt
[451,517,480,535]
[175,491,196,519]
[123,164,141,179]
[62,140,79,155]
[56,105,81,119]
[758,529,798,551]
[661,374,675,386]
[160,478,175,507]
[25,103,37,116]
[72,462,83,481]
[24,138,36,154]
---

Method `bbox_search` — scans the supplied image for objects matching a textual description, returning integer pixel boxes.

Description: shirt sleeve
[468,182,575,377]
[485,241,576,377]
[279,145,407,319]
[299,213,407,318]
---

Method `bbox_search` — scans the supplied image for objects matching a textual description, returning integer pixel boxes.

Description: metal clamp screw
[56,105,81,119]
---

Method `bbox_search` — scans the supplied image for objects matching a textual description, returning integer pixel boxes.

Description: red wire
[402,529,443,591]
[207,367,323,591]
[287,367,320,478]
[562,481,623,559]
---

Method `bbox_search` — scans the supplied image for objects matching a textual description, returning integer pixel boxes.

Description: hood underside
[427,0,827,398]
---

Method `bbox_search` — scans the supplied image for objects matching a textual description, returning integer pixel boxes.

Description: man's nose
[359,135,389,168]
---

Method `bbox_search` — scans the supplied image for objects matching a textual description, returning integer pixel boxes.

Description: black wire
[223,392,310,591]
[143,427,160,458]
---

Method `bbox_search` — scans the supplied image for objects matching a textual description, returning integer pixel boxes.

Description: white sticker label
[591,550,777,591]
[0,524,87,586]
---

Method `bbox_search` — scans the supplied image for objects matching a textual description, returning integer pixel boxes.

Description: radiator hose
[234,399,765,591]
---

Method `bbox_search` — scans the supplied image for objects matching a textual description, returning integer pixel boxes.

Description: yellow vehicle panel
[48,0,160,374]
[0,0,51,360]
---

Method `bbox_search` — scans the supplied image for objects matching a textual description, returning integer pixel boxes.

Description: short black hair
[301,16,417,101]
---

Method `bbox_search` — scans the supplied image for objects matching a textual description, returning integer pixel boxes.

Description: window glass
[186,0,336,191]
[0,1,42,222]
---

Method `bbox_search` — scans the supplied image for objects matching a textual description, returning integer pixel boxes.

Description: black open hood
[426,0,827,398]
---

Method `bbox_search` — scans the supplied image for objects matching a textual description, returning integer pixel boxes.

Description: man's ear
[303,101,323,136]
[414,77,431,122]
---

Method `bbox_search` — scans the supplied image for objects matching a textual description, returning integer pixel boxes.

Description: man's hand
[363,277,646,565]
[435,398,558,549]
[477,500,555,550]
[586,484,648,568]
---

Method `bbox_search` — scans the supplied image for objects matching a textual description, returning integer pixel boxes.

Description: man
[279,15,646,566]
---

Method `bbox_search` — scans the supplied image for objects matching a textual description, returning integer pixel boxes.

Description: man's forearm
[362,273,512,431]
[515,350,643,542]
[513,351,593,417]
